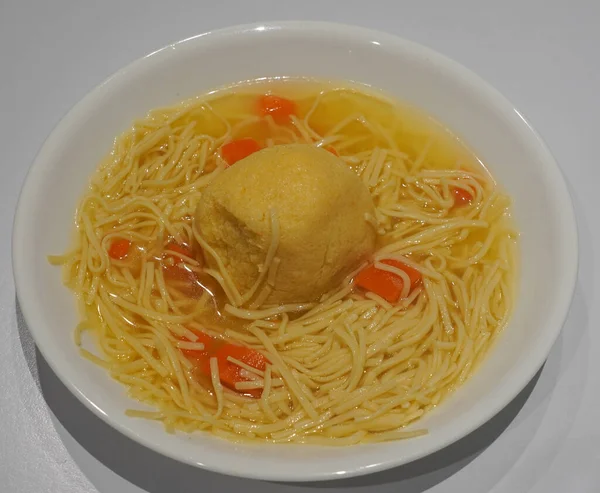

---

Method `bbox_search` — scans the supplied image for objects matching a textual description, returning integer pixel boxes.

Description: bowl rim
[12,20,579,482]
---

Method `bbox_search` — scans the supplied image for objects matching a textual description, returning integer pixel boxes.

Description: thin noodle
[49,81,517,445]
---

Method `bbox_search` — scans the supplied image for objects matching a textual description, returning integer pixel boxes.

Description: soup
[49,79,518,444]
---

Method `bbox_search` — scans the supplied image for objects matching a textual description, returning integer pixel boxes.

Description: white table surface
[1,1,598,491]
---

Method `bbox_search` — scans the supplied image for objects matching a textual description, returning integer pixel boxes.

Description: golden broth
[208,79,482,173]
[168,79,509,328]
[52,77,517,443]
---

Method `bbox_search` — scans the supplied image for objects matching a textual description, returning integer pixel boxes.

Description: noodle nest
[50,84,517,445]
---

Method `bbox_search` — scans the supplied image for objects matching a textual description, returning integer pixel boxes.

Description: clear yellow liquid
[181,77,486,176]
[166,78,508,330]
[61,78,517,439]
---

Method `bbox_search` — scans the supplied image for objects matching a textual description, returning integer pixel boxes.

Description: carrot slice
[179,330,222,375]
[258,94,297,123]
[354,259,422,303]
[220,138,261,166]
[108,238,131,260]
[452,187,473,206]
[180,330,269,398]
[180,330,217,360]
[325,146,338,156]
[214,344,269,397]
[162,241,204,297]
[164,241,193,260]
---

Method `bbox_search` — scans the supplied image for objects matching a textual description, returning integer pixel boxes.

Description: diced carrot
[164,241,193,260]
[258,94,297,123]
[387,260,422,286]
[354,259,422,303]
[179,330,221,376]
[220,138,261,166]
[325,146,338,156]
[452,187,473,206]
[214,344,269,397]
[108,238,131,260]
[162,241,204,298]
[180,330,217,361]
[180,329,216,349]
[180,329,269,398]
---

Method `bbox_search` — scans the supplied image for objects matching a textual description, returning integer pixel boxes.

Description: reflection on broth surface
[49,78,518,444]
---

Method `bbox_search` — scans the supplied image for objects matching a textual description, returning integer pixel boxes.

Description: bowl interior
[13,23,577,481]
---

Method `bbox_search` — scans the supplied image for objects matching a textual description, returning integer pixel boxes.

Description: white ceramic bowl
[13,22,577,482]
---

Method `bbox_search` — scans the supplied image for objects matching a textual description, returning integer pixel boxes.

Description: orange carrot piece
[354,259,422,303]
[452,187,473,206]
[258,94,297,123]
[108,238,131,260]
[214,344,269,397]
[179,330,221,376]
[162,241,204,298]
[220,138,261,166]
[325,146,338,156]
[180,330,216,360]
[180,330,269,398]
[164,241,193,260]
